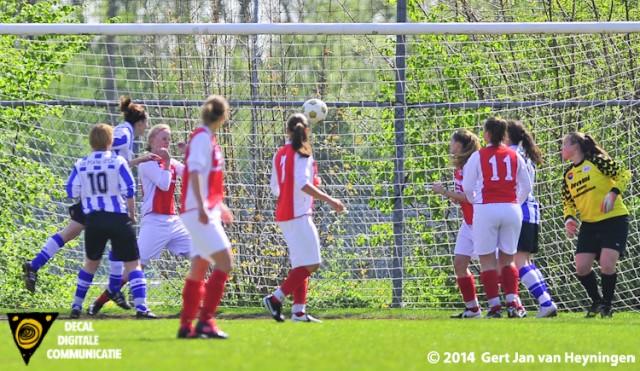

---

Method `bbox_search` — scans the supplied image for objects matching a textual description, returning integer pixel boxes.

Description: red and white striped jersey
[180,125,224,212]
[454,166,474,225]
[139,158,185,216]
[270,142,318,221]
[462,144,532,205]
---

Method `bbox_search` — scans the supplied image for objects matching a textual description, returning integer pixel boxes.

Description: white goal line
[1,22,640,36]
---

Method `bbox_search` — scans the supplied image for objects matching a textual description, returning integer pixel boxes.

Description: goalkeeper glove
[600,191,617,213]
[565,218,578,238]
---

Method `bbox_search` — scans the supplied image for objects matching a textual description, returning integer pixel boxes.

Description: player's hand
[140,153,162,163]
[177,142,187,155]
[565,218,578,238]
[220,203,234,224]
[197,205,209,225]
[157,147,171,161]
[600,191,617,213]
[328,197,345,213]
[432,182,445,195]
[313,176,321,187]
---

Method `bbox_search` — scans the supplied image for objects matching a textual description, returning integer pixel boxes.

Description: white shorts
[180,207,231,262]
[472,203,522,256]
[277,215,321,268]
[138,214,191,265]
[454,222,476,259]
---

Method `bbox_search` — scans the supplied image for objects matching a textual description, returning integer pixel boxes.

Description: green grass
[1,309,639,370]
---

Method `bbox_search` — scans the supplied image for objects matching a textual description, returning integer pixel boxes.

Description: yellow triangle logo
[7,312,58,365]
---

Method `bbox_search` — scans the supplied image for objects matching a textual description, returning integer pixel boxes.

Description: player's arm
[591,154,631,194]
[186,134,211,224]
[65,163,81,198]
[515,154,532,205]
[432,182,467,204]
[270,153,280,197]
[140,160,172,191]
[461,152,479,203]
[129,153,161,167]
[561,168,577,221]
[173,159,185,178]
[118,160,136,222]
[295,155,343,212]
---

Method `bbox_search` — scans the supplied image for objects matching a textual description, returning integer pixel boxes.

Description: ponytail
[566,132,609,159]
[286,113,312,157]
[119,96,147,124]
[507,120,543,165]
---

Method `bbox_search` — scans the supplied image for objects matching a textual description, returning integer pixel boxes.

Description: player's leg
[497,205,525,318]
[178,256,207,339]
[598,215,629,318]
[195,248,232,338]
[86,250,130,315]
[473,204,502,318]
[70,258,101,319]
[451,222,480,318]
[574,221,602,318]
[23,203,86,293]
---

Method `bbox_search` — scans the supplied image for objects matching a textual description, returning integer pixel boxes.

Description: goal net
[2,20,639,313]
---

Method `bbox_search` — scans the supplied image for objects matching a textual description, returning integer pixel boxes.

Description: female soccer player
[462,117,532,319]
[263,113,344,323]
[505,120,557,318]
[66,124,155,319]
[561,132,630,318]
[177,95,234,339]
[432,129,482,319]
[23,96,158,308]
[136,124,190,268]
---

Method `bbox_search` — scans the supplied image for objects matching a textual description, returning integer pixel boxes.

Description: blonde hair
[146,124,171,151]
[89,124,113,151]
[450,129,481,168]
[201,95,230,125]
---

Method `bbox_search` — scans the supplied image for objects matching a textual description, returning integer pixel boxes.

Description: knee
[600,263,616,275]
[453,260,469,277]
[305,264,320,274]
[575,265,591,277]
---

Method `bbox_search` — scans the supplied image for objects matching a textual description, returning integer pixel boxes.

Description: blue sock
[128,270,148,312]
[519,264,553,307]
[72,269,94,311]
[31,234,65,271]
[108,250,123,293]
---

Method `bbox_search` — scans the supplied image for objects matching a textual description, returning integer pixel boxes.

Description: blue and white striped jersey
[511,145,540,224]
[66,151,135,215]
[112,122,134,161]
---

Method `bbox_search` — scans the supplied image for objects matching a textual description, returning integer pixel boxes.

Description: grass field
[1,308,639,371]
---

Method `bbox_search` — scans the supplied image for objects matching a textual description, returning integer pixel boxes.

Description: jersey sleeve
[591,154,631,194]
[186,133,211,173]
[294,154,313,190]
[270,152,280,197]
[562,166,577,221]
[66,162,81,198]
[140,161,172,192]
[461,152,479,203]
[515,153,532,205]
[172,159,185,178]
[118,158,136,198]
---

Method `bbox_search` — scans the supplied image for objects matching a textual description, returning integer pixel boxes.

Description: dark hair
[201,95,230,125]
[483,117,507,146]
[507,119,543,165]
[565,132,609,159]
[287,113,312,157]
[119,96,147,124]
[451,129,481,168]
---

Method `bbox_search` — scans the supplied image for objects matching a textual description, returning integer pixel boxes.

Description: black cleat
[86,300,104,315]
[70,308,81,319]
[195,320,228,339]
[136,310,158,319]
[585,300,603,318]
[485,309,503,319]
[177,326,198,339]
[262,295,285,322]
[600,306,613,318]
[22,262,37,293]
[506,303,527,318]
[106,290,133,310]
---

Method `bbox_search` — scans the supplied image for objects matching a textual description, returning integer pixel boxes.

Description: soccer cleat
[22,262,37,293]
[136,310,158,319]
[585,300,603,318]
[536,302,558,318]
[86,300,104,316]
[177,326,198,339]
[291,313,323,323]
[485,309,503,319]
[600,306,613,318]
[69,308,81,319]
[195,320,228,339]
[262,295,285,322]
[450,309,482,319]
[506,302,527,318]
[105,290,133,310]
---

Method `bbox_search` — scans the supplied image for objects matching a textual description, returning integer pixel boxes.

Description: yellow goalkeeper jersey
[562,154,630,223]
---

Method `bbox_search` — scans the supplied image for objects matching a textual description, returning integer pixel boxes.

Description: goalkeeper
[561,132,631,318]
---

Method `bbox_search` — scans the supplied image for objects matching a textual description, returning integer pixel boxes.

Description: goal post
[1,21,639,312]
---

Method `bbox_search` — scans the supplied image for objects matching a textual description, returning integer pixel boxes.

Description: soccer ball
[302,99,328,124]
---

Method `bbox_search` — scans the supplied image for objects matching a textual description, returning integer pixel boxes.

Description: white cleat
[450,309,483,318]
[536,302,558,318]
[291,313,322,323]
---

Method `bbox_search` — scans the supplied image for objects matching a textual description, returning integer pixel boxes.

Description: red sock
[280,266,311,297]
[456,274,477,307]
[180,278,204,329]
[292,277,309,305]
[198,269,228,323]
[96,280,128,305]
[501,265,519,296]
[480,270,500,302]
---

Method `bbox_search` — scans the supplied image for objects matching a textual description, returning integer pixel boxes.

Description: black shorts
[84,212,139,262]
[68,202,86,225]
[576,215,629,259]
[517,221,539,254]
